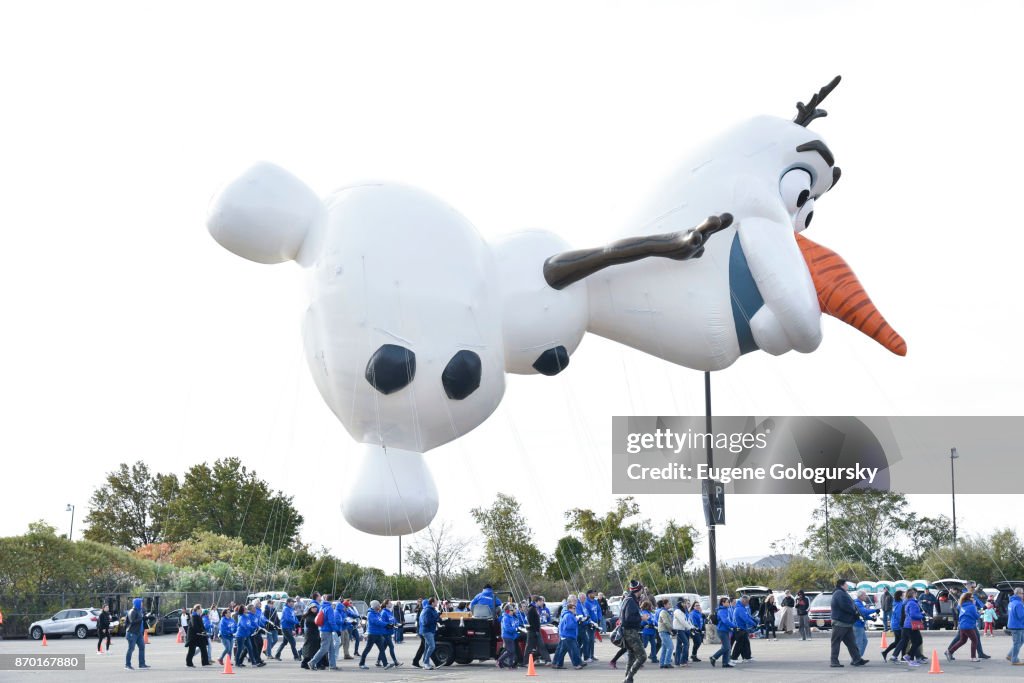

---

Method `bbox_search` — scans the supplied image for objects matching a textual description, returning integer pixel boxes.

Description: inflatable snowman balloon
[207,76,905,535]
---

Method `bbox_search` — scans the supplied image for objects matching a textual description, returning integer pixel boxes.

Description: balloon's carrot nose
[796,233,907,356]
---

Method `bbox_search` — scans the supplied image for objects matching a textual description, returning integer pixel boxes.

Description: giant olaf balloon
[207,76,906,535]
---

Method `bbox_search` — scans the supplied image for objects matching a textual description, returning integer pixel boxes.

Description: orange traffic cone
[222,654,235,675]
[176,627,184,644]
[526,653,537,677]
[41,634,47,646]
[144,630,150,644]
[929,649,944,674]
[880,631,888,649]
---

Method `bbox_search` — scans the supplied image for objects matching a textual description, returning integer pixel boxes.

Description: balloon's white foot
[341,444,438,535]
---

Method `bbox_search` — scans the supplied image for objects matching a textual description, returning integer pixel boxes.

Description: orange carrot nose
[795,233,907,356]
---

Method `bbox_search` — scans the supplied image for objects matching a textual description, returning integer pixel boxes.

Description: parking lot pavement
[0,631,1018,682]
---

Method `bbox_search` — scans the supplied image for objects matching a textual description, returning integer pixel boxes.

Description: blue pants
[1008,629,1024,663]
[659,632,673,666]
[219,635,233,660]
[378,634,397,665]
[310,631,336,668]
[421,632,436,667]
[554,637,582,667]
[674,629,690,664]
[642,631,657,660]
[125,631,146,668]
[855,626,867,657]
[713,629,731,666]
[236,635,259,664]
[581,627,595,660]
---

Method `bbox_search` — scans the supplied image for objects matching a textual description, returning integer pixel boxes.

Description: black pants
[97,628,111,652]
[274,628,298,659]
[186,637,210,666]
[412,637,425,666]
[883,627,908,659]
[731,631,751,660]
[906,629,924,660]
[830,625,861,664]
[691,630,704,659]
[525,630,550,663]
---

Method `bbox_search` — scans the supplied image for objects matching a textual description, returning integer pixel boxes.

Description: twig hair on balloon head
[793,75,842,127]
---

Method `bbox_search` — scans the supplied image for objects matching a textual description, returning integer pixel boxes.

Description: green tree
[163,457,303,550]
[565,497,658,573]
[545,536,589,582]
[470,493,545,582]
[82,461,180,549]
[804,491,919,572]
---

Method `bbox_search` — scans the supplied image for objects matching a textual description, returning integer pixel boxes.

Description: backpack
[609,624,623,646]
[709,610,718,626]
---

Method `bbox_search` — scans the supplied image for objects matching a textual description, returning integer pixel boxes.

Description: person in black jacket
[524,596,551,665]
[619,580,648,683]
[185,604,212,667]
[96,605,112,654]
[829,580,868,668]
[795,590,811,640]
[300,603,321,670]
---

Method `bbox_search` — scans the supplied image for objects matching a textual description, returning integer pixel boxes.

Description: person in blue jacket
[639,600,657,662]
[853,590,879,657]
[469,585,502,617]
[275,597,300,660]
[538,599,552,625]
[882,590,907,662]
[497,605,522,668]
[250,603,268,666]
[688,601,705,662]
[378,599,401,668]
[123,597,149,671]
[1007,587,1024,665]
[201,609,213,663]
[946,593,982,661]
[552,600,584,669]
[359,601,390,669]
[340,599,360,660]
[417,597,439,670]
[581,589,602,662]
[234,605,263,667]
[946,590,990,659]
[709,597,736,668]
[217,609,235,665]
[902,588,925,666]
[730,596,758,663]
[310,596,338,670]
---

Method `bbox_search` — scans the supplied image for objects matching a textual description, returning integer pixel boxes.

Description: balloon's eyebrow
[795,140,834,167]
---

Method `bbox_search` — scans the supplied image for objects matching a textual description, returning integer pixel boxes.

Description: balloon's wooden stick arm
[542,213,733,290]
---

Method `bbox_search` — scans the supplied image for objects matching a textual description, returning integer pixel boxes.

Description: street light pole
[704,371,718,619]
[65,504,75,541]
[950,448,959,546]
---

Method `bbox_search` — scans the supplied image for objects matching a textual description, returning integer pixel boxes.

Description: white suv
[29,608,101,640]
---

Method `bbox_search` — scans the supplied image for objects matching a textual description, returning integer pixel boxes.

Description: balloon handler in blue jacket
[469,585,503,618]
[496,605,523,669]
[552,601,585,669]
[709,597,737,668]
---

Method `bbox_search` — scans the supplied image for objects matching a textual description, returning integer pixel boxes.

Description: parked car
[808,592,833,630]
[993,580,1024,630]
[735,586,772,618]
[29,608,101,640]
[395,600,419,632]
[930,578,971,630]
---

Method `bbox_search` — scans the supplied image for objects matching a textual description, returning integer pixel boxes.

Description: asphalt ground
[0,630,1021,682]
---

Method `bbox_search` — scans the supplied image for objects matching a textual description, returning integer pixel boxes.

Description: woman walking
[946,594,982,662]
[96,604,112,654]
[709,597,736,668]
[185,604,211,667]
[760,594,779,640]
[217,609,235,665]
[300,603,321,670]
[640,600,657,662]
[901,589,926,666]
[689,602,705,662]
[378,599,401,668]
[657,599,674,668]
[882,590,907,663]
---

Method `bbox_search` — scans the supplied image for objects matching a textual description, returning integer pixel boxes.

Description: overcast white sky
[2,0,1022,583]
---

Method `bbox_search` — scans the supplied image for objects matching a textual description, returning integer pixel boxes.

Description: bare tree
[406,521,472,596]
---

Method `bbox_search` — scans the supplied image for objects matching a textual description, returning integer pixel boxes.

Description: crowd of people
[107,578,1024,677]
